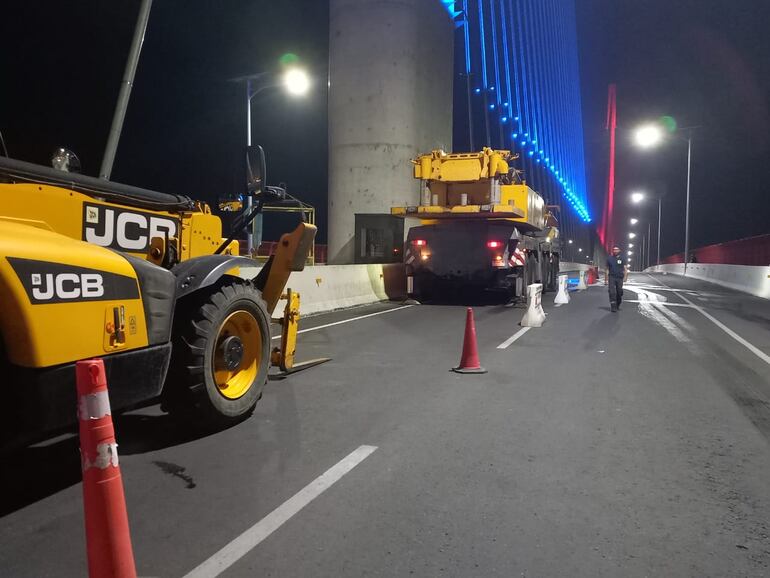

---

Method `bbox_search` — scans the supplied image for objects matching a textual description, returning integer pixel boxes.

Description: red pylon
[76,359,137,578]
[452,308,487,374]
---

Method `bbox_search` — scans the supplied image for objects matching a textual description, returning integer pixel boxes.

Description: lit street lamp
[628,232,636,239]
[633,121,695,271]
[634,124,664,149]
[630,218,638,225]
[631,191,645,204]
[231,66,311,254]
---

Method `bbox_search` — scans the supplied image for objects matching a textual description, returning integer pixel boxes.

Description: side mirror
[246,145,266,196]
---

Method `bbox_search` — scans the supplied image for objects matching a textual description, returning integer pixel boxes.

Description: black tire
[166,277,270,427]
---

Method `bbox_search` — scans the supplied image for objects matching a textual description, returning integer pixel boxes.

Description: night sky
[577,0,770,257]
[0,1,330,240]
[1,1,768,255]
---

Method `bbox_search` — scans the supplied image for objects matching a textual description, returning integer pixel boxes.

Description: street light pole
[647,221,651,269]
[683,132,692,274]
[100,0,153,180]
[657,196,662,265]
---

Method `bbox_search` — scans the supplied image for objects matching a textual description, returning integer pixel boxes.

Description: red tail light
[486,240,503,249]
[412,239,427,247]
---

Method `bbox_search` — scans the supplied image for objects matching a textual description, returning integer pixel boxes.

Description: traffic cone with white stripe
[452,308,487,374]
[76,359,137,578]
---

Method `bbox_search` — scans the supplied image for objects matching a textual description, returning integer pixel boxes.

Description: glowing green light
[279,53,300,66]
[660,115,677,133]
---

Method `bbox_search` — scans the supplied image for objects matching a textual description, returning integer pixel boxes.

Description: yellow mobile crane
[392,148,561,300]
[0,147,320,450]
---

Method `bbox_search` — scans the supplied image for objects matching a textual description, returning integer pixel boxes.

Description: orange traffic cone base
[452,365,487,374]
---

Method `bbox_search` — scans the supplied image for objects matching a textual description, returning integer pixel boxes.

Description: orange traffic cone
[76,359,137,578]
[452,308,487,374]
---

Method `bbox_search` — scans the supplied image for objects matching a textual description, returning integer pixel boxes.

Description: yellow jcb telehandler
[0,146,317,450]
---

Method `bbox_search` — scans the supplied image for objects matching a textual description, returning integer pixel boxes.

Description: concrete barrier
[521,283,546,327]
[559,261,593,274]
[645,263,770,300]
[240,263,408,316]
[554,274,570,305]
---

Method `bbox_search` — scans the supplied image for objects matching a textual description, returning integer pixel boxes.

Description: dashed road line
[183,445,378,578]
[271,304,415,340]
[497,326,532,349]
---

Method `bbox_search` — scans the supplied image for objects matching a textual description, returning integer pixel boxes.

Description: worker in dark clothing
[605,246,628,312]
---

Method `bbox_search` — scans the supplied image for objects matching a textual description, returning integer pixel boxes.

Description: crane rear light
[486,240,503,249]
[412,239,427,247]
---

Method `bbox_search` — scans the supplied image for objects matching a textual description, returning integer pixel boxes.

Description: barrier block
[554,274,570,305]
[521,283,546,327]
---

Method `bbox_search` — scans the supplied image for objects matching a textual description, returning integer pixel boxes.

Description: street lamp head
[628,243,634,248]
[627,251,633,256]
[628,232,636,239]
[630,218,639,225]
[634,124,664,149]
[283,68,310,96]
[568,239,573,244]
[631,192,645,204]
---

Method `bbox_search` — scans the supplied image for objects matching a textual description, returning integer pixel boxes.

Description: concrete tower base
[327,0,453,264]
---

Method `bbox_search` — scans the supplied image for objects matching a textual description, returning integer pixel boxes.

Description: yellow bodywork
[0,220,149,367]
[0,183,238,262]
[412,148,510,181]
[271,288,300,371]
[394,148,547,230]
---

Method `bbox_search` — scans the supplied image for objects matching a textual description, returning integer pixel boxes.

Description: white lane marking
[183,445,378,578]
[678,294,770,366]
[654,301,699,334]
[648,273,770,366]
[625,286,694,347]
[624,300,693,307]
[497,326,532,349]
[271,305,415,340]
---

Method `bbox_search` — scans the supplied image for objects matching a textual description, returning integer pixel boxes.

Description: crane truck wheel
[167,278,270,428]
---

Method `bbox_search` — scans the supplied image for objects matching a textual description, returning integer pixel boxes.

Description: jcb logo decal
[7,258,139,304]
[30,272,104,301]
[82,203,178,252]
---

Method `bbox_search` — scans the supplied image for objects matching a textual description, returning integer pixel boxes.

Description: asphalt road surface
[2,272,769,577]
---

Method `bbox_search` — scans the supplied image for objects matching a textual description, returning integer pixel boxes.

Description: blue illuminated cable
[515,0,532,146]
[545,0,559,170]
[499,0,514,123]
[527,0,546,180]
[463,0,471,74]
[567,0,589,217]
[537,0,552,172]
[508,0,523,136]
[521,0,537,159]
[554,1,578,217]
[490,0,502,106]
[478,0,488,88]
